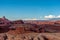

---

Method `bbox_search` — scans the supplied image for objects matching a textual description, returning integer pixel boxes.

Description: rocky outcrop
[0,33,60,40]
[0,16,24,33]
[0,17,60,40]
[0,34,7,40]
[0,16,60,33]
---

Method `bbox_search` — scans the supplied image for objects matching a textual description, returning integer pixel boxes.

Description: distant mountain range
[47,18,60,20]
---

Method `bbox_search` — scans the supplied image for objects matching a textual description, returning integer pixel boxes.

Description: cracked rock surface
[0,33,60,40]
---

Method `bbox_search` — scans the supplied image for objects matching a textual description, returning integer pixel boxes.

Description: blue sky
[0,0,60,20]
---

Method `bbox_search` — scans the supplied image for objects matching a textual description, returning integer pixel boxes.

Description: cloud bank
[44,15,60,20]
[44,15,60,18]
[22,15,60,20]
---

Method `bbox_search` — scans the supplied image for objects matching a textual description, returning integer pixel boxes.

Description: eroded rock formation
[0,16,60,33]
[0,16,60,40]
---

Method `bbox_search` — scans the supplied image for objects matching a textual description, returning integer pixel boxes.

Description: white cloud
[57,15,60,18]
[44,15,55,18]
[44,15,60,20]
